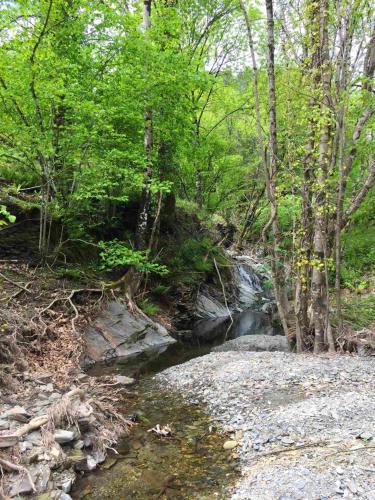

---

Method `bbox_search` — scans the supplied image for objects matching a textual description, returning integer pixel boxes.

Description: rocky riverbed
[157,351,375,499]
[0,371,134,498]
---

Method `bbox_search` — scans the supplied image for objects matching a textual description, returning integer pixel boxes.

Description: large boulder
[83,301,176,365]
[212,334,289,353]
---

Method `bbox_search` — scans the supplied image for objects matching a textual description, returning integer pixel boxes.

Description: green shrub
[98,239,168,275]
[139,298,159,315]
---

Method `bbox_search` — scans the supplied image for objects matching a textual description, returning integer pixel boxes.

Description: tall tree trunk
[310,0,332,353]
[264,0,291,341]
[136,0,153,250]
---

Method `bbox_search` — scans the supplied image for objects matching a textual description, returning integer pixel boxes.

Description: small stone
[114,375,135,386]
[223,440,238,450]
[4,405,31,423]
[348,481,358,494]
[0,419,9,430]
[336,466,344,475]
[28,431,43,445]
[294,479,306,490]
[281,437,295,445]
[92,449,106,464]
[83,435,93,448]
[54,430,75,444]
[359,432,373,441]
[54,469,76,493]
[50,392,61,400]
[74,440,84,450]
[74,455,97,472]
[19,440,33,452]
[36,372,53,383]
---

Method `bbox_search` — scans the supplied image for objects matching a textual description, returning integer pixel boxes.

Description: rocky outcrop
[83,301,176,366]
[212,334,289,353]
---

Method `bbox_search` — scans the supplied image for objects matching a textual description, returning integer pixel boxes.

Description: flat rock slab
[157,352,375,499]
[84,301,176,363]
[213,334,289,353]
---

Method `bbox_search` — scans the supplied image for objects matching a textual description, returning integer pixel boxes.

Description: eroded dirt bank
[157,352,375,499]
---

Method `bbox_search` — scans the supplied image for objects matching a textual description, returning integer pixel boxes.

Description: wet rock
[54,430,75,444]
[83,301,176,364]
[74,455,97,472]
[196,293,229,319]
[92,449,106,464]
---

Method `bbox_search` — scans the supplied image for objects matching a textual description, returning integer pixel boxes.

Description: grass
[342,293,375,330]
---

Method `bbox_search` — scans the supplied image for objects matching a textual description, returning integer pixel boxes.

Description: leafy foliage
[98,240,168,276]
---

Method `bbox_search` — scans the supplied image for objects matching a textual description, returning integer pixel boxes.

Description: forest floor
[157,351,375,499]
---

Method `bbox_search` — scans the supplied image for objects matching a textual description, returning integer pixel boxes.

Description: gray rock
[10,475,35,496]
[213,334,289,353]
[54,469,76,493]
[83,301,176,364]
[54,430,75,444]
[33,463,51,493]
[196,293,229,319]
[28,431,43,445]
[2,405,31,423]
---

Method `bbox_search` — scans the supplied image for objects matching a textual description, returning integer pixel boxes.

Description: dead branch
[0,273,32,294]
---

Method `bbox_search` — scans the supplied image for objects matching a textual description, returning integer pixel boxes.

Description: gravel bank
[156,352,375,499]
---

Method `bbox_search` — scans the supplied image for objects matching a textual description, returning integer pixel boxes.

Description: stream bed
[72,348,240,499]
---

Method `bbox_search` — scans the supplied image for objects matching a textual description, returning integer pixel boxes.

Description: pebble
[54,430,76,444]
[223,440,238,450]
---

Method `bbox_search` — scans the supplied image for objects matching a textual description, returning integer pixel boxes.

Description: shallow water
[72,375,239,499]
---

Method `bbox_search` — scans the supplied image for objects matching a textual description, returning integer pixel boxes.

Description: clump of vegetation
[98,240,168,276]
[342,294,375,330]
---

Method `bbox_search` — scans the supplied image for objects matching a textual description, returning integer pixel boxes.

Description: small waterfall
[235,264,264,310]
[189,254,277,343]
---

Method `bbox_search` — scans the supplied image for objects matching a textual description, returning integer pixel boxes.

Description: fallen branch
[0,272,32,294]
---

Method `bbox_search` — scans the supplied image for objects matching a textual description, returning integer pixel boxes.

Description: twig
[0,272,32,294]
[0,282,32,303]
[213,257,233,340]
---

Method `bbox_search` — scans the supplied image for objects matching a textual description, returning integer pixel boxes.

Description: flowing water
[72,259,277,499]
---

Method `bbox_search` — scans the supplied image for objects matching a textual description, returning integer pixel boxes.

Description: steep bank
[157,352,375,499]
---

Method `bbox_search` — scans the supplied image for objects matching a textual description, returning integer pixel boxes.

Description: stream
[72,260,276,499]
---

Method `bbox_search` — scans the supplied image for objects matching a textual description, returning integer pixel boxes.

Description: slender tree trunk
[136,0,153,250]
[264,0,290,341]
